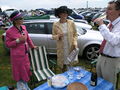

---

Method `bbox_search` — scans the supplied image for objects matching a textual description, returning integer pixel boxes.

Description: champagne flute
[67,66,74,80]
[74,66,81,79]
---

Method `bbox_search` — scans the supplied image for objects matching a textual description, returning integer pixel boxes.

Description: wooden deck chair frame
[29,46,55,87]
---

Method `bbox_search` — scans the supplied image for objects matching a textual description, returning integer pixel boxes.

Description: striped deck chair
[29,46,55,82]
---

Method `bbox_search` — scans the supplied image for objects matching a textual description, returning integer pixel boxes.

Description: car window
[47,23,53,34]
[24,23,46,34]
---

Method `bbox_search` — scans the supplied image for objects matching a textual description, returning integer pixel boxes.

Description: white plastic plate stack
[51,74,69,88]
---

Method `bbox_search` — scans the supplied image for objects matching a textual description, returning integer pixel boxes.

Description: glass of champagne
[74,66,82,79]
[67,66,74,80]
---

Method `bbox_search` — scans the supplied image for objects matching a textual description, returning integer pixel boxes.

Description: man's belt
[101,53,118,58]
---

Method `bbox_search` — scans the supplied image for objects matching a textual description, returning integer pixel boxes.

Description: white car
[2,19,103,60]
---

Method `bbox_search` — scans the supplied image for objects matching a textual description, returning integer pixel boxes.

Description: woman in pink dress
[5,11,37,90]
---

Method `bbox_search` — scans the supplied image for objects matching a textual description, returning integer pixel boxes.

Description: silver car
[2,19,103,60]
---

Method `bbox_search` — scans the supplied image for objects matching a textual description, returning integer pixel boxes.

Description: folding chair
[29,46,55,87]
[90,59,120,89]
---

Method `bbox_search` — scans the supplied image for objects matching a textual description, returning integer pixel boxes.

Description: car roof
[24,19,59,23]
[23,19,92,30]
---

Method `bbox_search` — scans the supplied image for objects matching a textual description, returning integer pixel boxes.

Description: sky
[0,0,112,11]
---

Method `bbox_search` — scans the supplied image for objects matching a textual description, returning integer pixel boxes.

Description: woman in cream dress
[52,6,78,71]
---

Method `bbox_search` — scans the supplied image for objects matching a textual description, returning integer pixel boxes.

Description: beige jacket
[52,20,78,68]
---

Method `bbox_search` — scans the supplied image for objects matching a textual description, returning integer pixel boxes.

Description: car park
[2,19,103,60]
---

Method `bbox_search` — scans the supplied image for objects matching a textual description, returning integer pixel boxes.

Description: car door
[25,22,50,49]
[46,22,56,54]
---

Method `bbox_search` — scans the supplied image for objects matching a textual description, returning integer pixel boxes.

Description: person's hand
[33,46,38,49]
[58,33,63,40]
[73,44,78,49]
[19,34,27,42]
[72,44,78,50]
[94,18,104,26]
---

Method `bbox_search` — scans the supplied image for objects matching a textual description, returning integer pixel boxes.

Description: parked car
[2,19,103,60]
[80,11,91,17]
[92,12,106,21]
[68,16,88,24]
[3,9,17,17]
[70,10,84,19]
[85,12,97,23]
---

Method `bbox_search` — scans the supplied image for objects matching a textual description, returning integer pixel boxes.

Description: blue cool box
[0,86,8,90]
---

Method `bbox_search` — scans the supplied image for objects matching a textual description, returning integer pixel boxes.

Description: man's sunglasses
[112,0,120,3]
[110,0,120,10]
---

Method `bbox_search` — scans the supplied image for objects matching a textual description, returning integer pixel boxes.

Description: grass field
[0,30,16,87]
[0,29,119,89]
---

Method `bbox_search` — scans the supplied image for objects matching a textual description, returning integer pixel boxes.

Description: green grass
[0,30,16,87]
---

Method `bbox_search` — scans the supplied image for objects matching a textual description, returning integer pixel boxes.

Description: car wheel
[83,45,100,60]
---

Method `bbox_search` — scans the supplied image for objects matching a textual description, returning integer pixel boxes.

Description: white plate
[51,74,69,88]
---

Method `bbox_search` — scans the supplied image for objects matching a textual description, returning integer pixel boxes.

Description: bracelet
[16,38,20,43]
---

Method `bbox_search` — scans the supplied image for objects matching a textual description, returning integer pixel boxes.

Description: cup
[67,66,74,80]
[47,77,52,86]
[74,66,82,79]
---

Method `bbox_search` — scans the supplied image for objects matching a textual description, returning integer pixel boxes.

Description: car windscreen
[76,25,87,35]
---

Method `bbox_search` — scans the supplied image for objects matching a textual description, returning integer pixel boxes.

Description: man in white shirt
[94,0,120,88]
